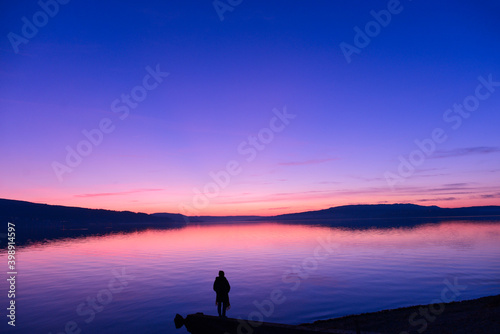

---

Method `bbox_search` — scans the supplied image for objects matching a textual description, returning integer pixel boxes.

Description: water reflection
[2,222,186,248]
[1,220,499,334]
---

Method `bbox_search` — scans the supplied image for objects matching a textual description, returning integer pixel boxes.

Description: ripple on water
[2,221,499,333]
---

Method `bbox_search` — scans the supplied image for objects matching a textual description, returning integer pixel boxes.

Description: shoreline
[301,294,500,333]
[176,294,500,333]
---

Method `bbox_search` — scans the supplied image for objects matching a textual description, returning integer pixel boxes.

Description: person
[213,270,230,318]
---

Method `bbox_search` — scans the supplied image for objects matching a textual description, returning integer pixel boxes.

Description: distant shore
[301,294,500,333]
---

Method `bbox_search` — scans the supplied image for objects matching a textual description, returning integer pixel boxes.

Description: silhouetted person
[213,270,230,318]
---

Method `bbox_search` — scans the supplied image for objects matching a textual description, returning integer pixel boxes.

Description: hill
[264,203,500,221]
[0,198,184,246]
[0,198,175,225]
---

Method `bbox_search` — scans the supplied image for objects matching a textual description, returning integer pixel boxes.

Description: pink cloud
[75,188,163,198]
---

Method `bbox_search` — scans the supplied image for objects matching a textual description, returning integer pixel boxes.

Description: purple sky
[1,0,499,215]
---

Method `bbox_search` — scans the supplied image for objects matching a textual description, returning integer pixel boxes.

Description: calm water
[1,220,500,333]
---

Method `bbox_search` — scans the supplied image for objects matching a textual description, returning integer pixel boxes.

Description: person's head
[218,270,225,277]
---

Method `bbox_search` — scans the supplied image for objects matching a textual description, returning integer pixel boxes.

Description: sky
[1,0,499,215]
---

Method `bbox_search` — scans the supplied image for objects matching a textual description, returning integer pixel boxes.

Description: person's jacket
[213,276,230,302]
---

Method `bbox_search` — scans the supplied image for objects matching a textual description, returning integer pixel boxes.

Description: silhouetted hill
[151,212,189,222]
[264,203,500,221]
[0,198,176,226]
[0,198,185,247]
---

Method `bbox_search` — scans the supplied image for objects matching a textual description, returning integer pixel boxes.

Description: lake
[1,220,500,333]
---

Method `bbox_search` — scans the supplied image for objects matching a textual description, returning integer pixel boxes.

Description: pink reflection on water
[2,221,500,333]
[17,220,500,268]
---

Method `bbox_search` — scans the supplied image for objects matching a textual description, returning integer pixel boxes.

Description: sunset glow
[1,1,499,215]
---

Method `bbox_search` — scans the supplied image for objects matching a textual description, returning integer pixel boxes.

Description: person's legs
[222,301,227,317]
[217,302,222,317]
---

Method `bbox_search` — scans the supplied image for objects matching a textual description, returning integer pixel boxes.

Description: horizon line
[2,197,499,218]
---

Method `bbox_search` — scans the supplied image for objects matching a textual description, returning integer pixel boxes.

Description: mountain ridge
[0,198,174,225]
[265,203,500,221]
[2,198,500,224]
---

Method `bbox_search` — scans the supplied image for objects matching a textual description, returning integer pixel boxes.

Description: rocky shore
[301,294,500,334]
[175,295,499,333]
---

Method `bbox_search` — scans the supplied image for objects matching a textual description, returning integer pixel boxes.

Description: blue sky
[1,0,499,215]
